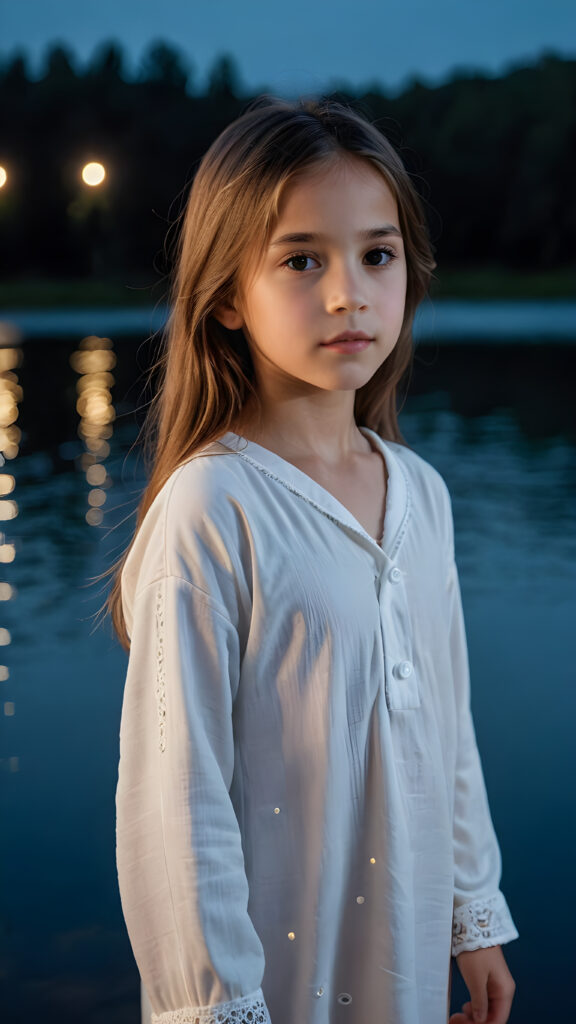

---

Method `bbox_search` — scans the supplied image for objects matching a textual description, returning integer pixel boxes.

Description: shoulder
[386,439,452,510]
[121,442,256,613]
[384,439,455,559]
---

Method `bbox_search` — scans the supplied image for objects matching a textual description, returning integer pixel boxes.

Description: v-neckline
[216,427,411,561]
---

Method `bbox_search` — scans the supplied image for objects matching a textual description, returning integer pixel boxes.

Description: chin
[318,370,379,392]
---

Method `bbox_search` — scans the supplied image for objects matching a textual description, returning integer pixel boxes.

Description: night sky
[2,0,575,96]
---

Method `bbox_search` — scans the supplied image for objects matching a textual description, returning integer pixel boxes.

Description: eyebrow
[269,226,403,248]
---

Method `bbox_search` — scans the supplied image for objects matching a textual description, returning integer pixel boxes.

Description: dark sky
[2,0,575,95]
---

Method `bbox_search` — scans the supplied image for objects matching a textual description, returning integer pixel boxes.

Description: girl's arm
[446,554,519,957]
[116,572,271,1024]
[443,497,519,1022]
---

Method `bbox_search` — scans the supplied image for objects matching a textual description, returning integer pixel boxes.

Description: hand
[449,945,515,1024]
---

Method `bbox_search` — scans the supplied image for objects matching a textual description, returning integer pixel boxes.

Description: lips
[320,331,373,345]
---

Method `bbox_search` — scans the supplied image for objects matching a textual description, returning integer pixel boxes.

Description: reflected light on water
[70,336,116,527]
[86,508,104,527]
[88,488,107,508]
[0,542,16,563]
[0,474,15,495]
[0,500,18,520]
[0,346,23,461]
[0,332,22,749]
[85,464,106,486]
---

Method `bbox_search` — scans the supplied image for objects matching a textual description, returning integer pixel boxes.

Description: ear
[212,299,245,331]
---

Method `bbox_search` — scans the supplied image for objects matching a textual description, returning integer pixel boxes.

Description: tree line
[0,42,574,281]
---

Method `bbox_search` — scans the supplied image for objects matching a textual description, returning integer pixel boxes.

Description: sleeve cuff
[150,987,271,1024]
[452,891,519,956]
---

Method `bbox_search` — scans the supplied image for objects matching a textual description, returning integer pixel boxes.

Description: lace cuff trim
[452,891,519,955]
[150,987,271,1024]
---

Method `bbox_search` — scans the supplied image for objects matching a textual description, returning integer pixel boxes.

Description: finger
[469,989,489,1023]
[486,993,515,1024]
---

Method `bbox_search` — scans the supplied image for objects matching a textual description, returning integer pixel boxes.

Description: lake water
[0,317,574,1023]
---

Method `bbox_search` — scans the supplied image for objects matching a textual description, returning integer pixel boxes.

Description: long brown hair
[108,94,437,648]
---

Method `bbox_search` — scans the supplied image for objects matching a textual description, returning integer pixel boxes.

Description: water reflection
[0,329,574,1024]
[0,344,23,460]
[70,335,116,527]
[0,329,22,758]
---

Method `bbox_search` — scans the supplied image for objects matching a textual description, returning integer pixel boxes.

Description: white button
[388,566,402,583]
[394,660,413,679]
[314,988,324,998]
[356,895,365,904]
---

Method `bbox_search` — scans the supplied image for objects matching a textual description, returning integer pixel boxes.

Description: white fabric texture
[116,428,519,1024]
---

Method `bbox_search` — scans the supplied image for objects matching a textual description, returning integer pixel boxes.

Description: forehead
[276,154,398,223]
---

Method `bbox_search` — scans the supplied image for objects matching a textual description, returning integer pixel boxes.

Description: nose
[324,260,368,314]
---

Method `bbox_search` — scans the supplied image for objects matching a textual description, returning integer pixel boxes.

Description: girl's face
[216,155,407,400]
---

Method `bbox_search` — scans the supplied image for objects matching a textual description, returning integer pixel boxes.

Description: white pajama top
[115,427,519,1024]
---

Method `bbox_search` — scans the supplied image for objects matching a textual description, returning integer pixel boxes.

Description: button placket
[377,566,421,711]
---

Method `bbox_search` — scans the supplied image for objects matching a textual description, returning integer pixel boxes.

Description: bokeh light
[0,500,18,521]
[0,475,15,496]
[0,347,23,461]
[81,162,106,187]
[0,333,21,729]
[0,167,7,188]
[86,464,107,486]
[86,508,104,527]
[70,335,116,527]
[0,544,15,564]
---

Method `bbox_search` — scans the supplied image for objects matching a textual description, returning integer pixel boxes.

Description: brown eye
[284,253,317,272]
[365,247,396,266]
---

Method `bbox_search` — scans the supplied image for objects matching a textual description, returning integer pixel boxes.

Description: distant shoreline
[2,299,574,343]
[0,267,574,309]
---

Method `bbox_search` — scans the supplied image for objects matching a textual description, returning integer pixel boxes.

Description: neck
[232,390,372,464]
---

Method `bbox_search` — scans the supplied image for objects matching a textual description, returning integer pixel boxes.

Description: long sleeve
[115,572,271,1024]
[446,555,519,956]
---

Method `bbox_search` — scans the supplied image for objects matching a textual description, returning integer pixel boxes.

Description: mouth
[320,331,373,346]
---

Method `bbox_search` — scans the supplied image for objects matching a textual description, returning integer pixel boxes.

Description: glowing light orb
[81,162,106,187]
[0,167,7,188]
[0,543,16,563]
[86,508,103,526]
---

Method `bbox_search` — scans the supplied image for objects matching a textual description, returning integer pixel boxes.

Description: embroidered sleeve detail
[452,891,519,956]
[150,988,271,1024]
[155,584,166,753]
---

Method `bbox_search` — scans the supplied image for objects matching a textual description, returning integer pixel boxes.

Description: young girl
[112,95,519,1024]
